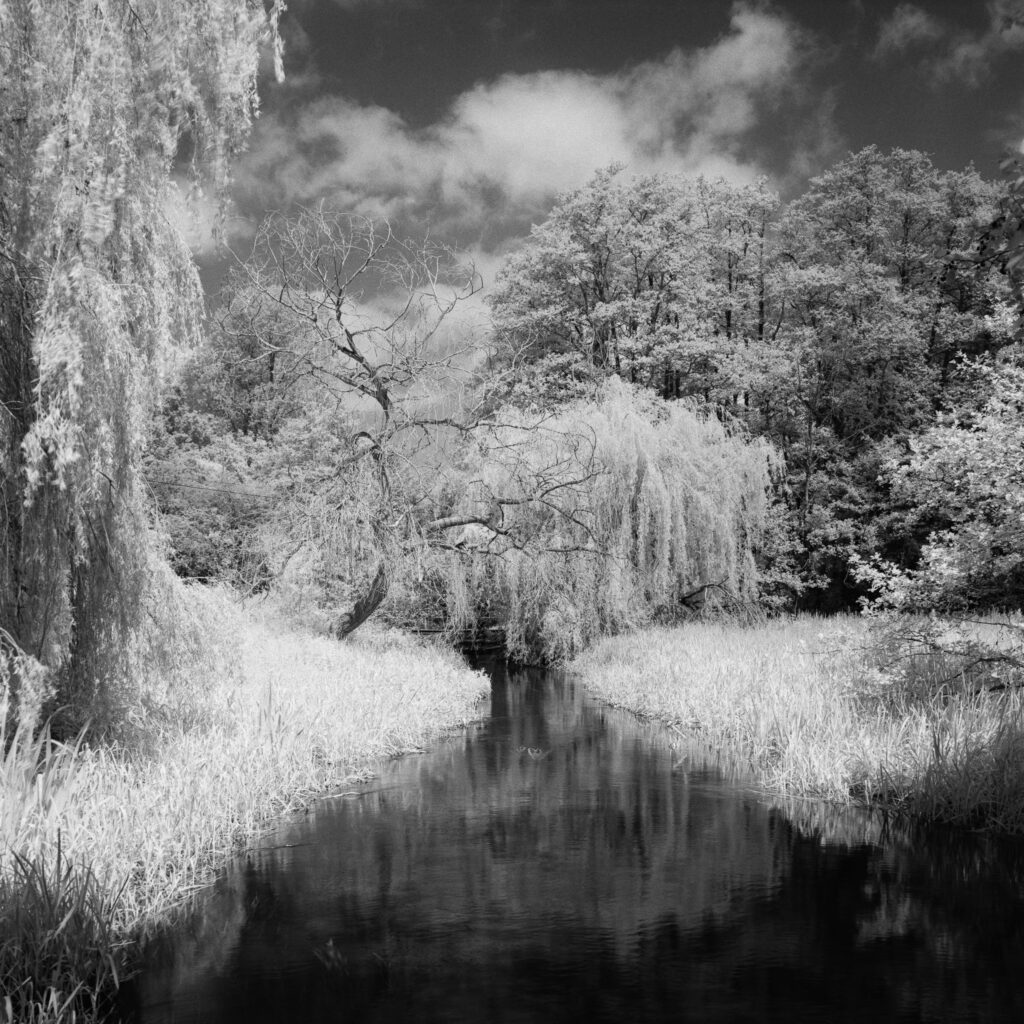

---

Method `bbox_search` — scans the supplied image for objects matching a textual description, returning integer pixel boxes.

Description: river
[120,659,1024,1022]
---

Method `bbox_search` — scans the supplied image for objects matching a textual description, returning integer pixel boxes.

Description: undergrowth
[0,585,486,1023]
[0,836,127,1024]
[571,614,1024,833]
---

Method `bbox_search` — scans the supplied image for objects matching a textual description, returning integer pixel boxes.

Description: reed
[0,587,487,1022]
[0,834,127,1023]
[571,615,1024,833]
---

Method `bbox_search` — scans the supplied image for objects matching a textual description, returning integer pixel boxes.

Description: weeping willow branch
[0,0,282,732]
[412,380,778,661]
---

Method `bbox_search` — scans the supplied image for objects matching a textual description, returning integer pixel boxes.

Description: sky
[182,0,1024,286]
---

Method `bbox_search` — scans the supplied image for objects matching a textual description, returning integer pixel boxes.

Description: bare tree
[216,206,604,638]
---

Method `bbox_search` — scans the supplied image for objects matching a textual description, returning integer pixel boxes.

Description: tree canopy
[488,167,776,406]
[36,116,1015,662]
[0,0,281,727]
[151,206,776,652]
[487,151,1015,611]
[857,361,1024,612]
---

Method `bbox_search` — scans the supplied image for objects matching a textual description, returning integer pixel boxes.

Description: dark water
[123,662,1024,1023]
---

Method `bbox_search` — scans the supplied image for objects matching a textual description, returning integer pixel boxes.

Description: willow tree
[0,0,282,727]
[423,380,777,662]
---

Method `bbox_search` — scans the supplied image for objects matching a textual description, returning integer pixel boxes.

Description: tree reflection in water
[124,662,1024,1023]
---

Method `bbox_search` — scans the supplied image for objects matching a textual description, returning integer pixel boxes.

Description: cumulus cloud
[936,1,1024,84]
[622,4,803,159]
[873,4,945,57]
[233,2,825,251]
[874,0,1024,84]
[164,181,231,258]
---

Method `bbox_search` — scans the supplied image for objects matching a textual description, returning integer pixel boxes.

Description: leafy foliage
[145,404,272,588]
[153,147,1021,644]
[749,147,1011,607]
[980,153,1024,304]
[0,837,127,1024]
[488,150,1014,609]
[488,166,776,405]
[413,380,776,661]
[857,360,1024,611]
[0,0,280,729]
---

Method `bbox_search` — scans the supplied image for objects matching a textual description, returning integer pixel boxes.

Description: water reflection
[124,662,1024,1023]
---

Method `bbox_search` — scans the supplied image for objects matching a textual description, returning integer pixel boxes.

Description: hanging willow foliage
[420,380,778,662]
[0,0,282,730]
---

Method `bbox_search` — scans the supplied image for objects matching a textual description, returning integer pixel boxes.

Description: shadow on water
[121,660,1024,1023]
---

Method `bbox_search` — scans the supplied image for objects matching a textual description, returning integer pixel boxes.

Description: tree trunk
[0,218,37,656]
[335,562,389,639]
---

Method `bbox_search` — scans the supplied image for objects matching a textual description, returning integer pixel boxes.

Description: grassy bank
[0,591,487,1022]
[571,615,1024,833]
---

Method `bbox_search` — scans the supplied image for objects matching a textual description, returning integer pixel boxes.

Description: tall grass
[0,587,487,1022]
[0,834,127,1023]
[571,615,1024,833]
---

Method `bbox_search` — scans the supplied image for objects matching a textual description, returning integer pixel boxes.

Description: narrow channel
[122,660,1024,1023]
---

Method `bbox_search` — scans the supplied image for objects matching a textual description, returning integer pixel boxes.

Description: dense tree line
[489,148,1020,612]
[148,144,1023,658]
[151,210,773,658]
[2,0,1020,702]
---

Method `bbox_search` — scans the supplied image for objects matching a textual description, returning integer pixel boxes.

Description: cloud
[234,2,827,250]
[164,181,233,258]
[936,1,1024,84]
[873,4,945,57]
[620,4,806,163]
[874,0,1024,84]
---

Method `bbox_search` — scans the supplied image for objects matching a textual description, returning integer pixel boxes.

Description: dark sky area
[286,0,1015,164]
[182,0,1024,281]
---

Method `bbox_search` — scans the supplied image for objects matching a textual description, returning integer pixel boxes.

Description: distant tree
[144,408,272,590]
[181,312,308,441]
[857,359,1024,611]
[0,0,282,726]
[980,152,1024,310]
[850,143,1024,685]
[775,147,1007,435]
[764,147,1011,608]
[487,166,778,407]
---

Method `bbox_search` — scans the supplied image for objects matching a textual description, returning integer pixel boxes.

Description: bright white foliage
[859,360,1024,611]
[0,0,281,719]
[429,380,777,661]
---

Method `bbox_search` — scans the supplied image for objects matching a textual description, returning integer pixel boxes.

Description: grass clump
[0,585,487,1022]
[570,614,1024,833]
[0,836,127,1024]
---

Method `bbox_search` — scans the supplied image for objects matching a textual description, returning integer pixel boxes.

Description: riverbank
[0,590,487,1022]
[571,615,1024,833]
